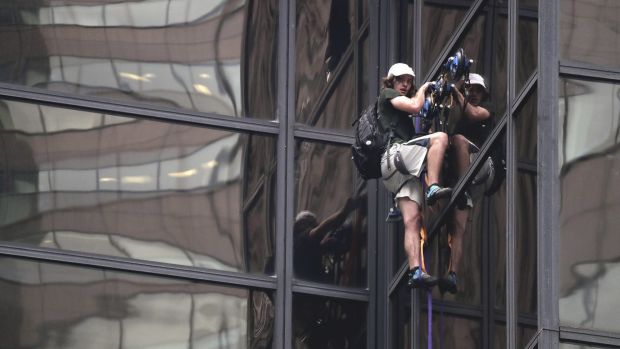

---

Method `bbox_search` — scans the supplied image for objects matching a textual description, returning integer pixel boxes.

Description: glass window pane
[494,323,538,349]
[560,0,620,69]
[0,256,274,349]
[296,0,358,130]
[492,134,508,310]
[0,0,278,119]
[517,3,538,92]
[294,140,368,288]
[292,293,366,348]
[559,78,620,334]
[421,313,481,349]
[516,89,538,163]
[422,4,469,76]
[517,172,538,316]
[0,99,277,275]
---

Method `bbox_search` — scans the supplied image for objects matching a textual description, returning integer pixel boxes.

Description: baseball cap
[468,73,487,92]
[388,63,415,79]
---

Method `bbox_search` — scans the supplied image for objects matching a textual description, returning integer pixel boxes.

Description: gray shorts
[380,135,432,206]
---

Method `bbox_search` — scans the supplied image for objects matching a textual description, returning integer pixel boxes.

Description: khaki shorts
[380,135,432,206]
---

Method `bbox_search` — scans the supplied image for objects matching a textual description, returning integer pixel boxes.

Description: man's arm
[452,84,490,122]
[390,82,431,114]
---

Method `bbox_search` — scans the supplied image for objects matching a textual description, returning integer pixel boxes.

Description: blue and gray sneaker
[426,184,452,206]
[439,271,457,294]
[407,267,439,289]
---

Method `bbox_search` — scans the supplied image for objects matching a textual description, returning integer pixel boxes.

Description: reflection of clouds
[47,57,242,116]
[24,0,233,27]
[559,80,620,167]
[560,261,620,333]
[0,258,251,349]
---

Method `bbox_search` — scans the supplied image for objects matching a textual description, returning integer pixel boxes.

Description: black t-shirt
[448,100,493,147]
[377,88,416,143]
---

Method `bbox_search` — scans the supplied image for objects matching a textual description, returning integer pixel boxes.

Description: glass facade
[558,78,620,334]
[0,99,277,275]
[560,0,619,69]
[0,0,619,348]
[0,0,279,119]
[0,256,274,349]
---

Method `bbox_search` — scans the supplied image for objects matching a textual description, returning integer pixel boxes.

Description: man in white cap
[378,63,452,289]
[439,73,492,294]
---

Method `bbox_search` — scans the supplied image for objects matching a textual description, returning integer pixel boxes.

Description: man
[378,63,452,288]
[441,73,492,294]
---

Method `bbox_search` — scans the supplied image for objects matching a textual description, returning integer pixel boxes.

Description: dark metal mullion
[537,0,560,348]
[0,244,276,289]
[506,0,518,349]
[0,83,280,135]
[374,0,392,346]
[421,0,486,83]
[293,128,353,144]
[291,282,369,302]
[281,0,296,348]
[412,3,423,348]
[273,0,290,348]
[559,326,620,347]
[559,60,620,82]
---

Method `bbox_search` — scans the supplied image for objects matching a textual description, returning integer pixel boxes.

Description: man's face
[394,75,413,95]
[467,84,486,105]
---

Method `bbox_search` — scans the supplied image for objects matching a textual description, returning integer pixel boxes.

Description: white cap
[468,73,487,92]
[387,63,415,79]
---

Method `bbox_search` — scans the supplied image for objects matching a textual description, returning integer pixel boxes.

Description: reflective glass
[421,313,481,349]
[517,172,538,316]
[392,286,413,349]
[558,78,620,334]
[0,257,274,349]
[492,135,507,310]
[0,0,278,119]
[292,293,366,348]
[296,0,360,130]
[560,0,620,69]
[421,4,469,76]
[294,140,368,287]
[517,1,538,92]
[494,324,538,349]
[516,89,538,163]
[0,99,277,275]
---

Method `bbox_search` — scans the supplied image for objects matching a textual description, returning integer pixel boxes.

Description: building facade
[0,0,617,348]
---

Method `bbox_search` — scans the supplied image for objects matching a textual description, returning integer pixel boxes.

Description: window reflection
[295,0,368,130]
[292,293,366,348]
[0,0,278,118]
[0,99,277,275]
[559,78,620,333]
[421,313,481,349]
[294,141,367,288]
[0,257,274,349]
[560,0,620,69]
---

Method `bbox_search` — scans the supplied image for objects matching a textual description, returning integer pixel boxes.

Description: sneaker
[407,267,439,289]
[456,190,472,210]
[386,206,403,222]
[426,184,452,206]
[439,271,457,294]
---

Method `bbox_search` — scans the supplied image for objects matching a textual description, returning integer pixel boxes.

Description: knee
[402,209,421,230]
[451,134,469,150]
[432,132,448,149]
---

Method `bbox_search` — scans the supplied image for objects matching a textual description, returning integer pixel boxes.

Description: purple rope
[427,290,432,349]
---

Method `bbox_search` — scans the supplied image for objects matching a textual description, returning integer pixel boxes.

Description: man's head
[466,73,488,105]
[383,63,415,97]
